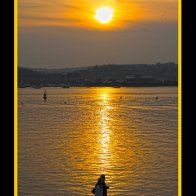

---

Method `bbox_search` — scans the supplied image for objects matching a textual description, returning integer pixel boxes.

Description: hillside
[19,63,178,87]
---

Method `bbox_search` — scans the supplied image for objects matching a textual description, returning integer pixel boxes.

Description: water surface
[19,87,177,195]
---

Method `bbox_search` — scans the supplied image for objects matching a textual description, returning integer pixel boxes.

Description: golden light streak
[99,90,111,173]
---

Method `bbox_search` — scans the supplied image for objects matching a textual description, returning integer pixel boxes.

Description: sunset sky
[19,0,178,68]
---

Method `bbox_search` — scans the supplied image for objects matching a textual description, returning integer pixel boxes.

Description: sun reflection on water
[55,87,148,192]
[19,87,178,195]
[98,90,111,173]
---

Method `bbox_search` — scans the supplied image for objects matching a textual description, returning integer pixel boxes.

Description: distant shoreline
[19,63,177,89]
[19,84,178,89]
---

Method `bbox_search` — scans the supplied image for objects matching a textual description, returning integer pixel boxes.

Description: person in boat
[100,175,109,196]
[95,178,103,196]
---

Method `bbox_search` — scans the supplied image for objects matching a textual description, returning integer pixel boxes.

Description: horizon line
[19,62,178,70]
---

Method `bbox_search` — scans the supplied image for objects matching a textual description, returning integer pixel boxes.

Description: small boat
[62,84,70,88]
[33,86,41,89]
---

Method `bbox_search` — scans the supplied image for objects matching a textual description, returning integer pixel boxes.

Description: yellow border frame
[178,0,182,195]
[14,0,18,195]
[14,0,182,195]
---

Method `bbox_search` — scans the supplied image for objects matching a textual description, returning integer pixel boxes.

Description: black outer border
[182,0,193,195]
[1,0,14,195]
[0,0,193,195]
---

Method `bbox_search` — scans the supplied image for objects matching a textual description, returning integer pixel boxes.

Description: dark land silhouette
[19,63,177,88]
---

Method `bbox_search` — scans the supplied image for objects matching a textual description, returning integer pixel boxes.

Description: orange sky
[19,0,178,68]
[19,0,178,30]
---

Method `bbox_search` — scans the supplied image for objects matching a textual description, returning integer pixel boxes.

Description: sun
[95,7,114,24]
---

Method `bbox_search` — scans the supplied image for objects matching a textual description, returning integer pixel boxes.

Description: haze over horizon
[19,0,178,69]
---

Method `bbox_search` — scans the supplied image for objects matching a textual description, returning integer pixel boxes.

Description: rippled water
[18,87,177,196]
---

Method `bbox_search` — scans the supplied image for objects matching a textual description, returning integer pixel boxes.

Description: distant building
[126,75,155,82]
